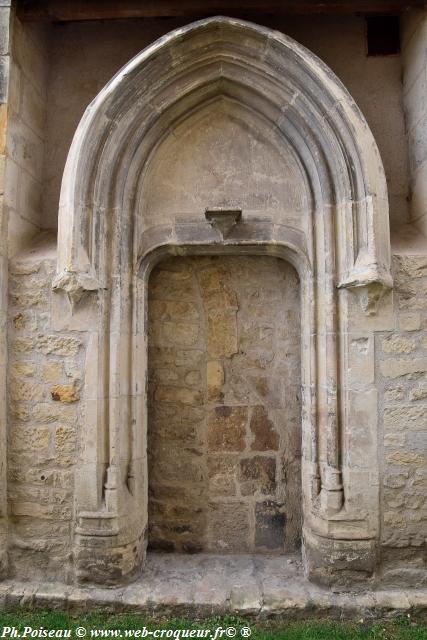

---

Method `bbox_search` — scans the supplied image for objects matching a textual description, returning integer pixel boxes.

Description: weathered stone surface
[384,405,427,432]
[9,425,49,452]
[207,360,224,401]
[208,455,237,496]
[250,406,279,451]
[398,312,421,331]
[42,362,63,383]
[154,385,203,406]
[206,312,238,359]
[386,451,424,466]
[239,456,276,496]
[380,358,427,379]
[208,405,247,451]
[382,335,415,354]
[207,502,250,552]
[255,500,286,550]
[50,384,79,403]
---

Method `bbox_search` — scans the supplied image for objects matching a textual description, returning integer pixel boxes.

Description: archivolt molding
[55,16,392,583]
[57,16,390,288]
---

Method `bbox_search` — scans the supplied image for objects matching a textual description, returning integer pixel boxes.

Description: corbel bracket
[338,262,393,316]
[52,270,101,310]
[205,207,242,239]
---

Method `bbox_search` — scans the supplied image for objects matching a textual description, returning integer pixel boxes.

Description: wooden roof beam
[17,1,427,23]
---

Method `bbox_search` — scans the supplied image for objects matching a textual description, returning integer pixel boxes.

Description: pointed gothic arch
[54,16,392,585]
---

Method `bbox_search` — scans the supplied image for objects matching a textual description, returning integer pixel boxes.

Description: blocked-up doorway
[147,255,301,554]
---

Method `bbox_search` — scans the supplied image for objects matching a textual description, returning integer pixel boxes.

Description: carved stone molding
[204,208,243,239]
[52,270,101,309]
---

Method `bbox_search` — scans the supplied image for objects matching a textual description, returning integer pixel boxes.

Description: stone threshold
[0,554,426,619]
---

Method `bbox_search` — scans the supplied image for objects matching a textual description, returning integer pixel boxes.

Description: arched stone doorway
[53,16,392,586]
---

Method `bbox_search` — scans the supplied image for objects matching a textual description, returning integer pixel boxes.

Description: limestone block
[149,299,199,321]
[408,114,427,173]
[404,63,427,130]
[380,357,427,379]
[255,500,286,550]
[208,455,237,496]
[184,370,201,386]
[11,502,72,520]
[64,360,81,381]
[384,386,405,402]
[33,401,76,424]
[402,11,427,92]
[9,360,36,378]
[150,367,179,384]
[384,433,406,446]
[412,160,427,220]
[348,336,374,384]
[9,425,49,452]
[384,512,406,528]
[393,255,427,280]
[397,281,427,309]
[346,389,377,467]
[207,502,250,551]
[50,384,79,403]
[55,425,76,454]
[409,384,427,401]
[154,385,202,406]
[42,361,63,383]
[151,321,199,348]
[382,335,416,354]
[207,360,224,401]
[21,77,45,136]
[16,334,83,356]
[207,406,247,451]
[249,406,279,451]
[398,312,421,331]
[384,405,427,432]
[386,451,424,466]
[12,311,36,331]
[151,448,204,485]
[11,337,32,353]
[383,472,409,489]
[149,269,194,301]
[239,456,276,496]
[9,378,44,402]
[206,311,238,359]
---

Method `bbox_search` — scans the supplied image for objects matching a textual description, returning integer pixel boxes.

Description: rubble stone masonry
[147,256,301,555]
[378,255,427,585]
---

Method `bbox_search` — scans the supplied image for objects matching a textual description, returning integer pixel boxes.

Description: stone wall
[7,235,85,581]
[148,256,301,554]
[378,255,427,587]
[5,14,48,254]
[0,0,11,578]
[402,8,427,237]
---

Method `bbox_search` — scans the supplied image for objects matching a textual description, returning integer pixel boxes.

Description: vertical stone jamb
[401,7,427,235]
[0,0,11,578]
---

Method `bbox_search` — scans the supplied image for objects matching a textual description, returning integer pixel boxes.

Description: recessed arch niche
[54,16,392,586]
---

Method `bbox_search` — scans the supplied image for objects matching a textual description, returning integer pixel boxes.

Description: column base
[74,512,146,586]
[303,527,377,590]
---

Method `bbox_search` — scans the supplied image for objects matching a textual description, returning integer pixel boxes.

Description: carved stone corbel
[338,260,393,316]
[205,208,242,239]
[52,270,101,310]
